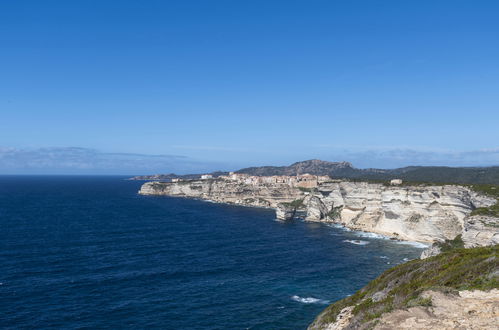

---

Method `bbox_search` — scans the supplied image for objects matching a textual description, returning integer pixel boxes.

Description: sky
[1,0,498,174]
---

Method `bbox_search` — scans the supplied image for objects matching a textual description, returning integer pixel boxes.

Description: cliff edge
[308,245,498,330]
[139,179,497,245]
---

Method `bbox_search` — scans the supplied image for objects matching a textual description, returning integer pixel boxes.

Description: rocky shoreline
[139,178,498,247]
[139,178,499,329]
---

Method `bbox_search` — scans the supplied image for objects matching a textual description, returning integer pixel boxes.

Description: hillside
[309,244,499,329]
[236,159,357,177]
[129,159,499,185]
[236,160,499,185]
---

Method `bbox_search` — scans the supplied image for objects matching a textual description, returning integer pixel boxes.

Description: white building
[390,179,403,185]
[201,174,213,180]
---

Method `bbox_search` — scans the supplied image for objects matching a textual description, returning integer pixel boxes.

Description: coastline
[138,178,498,329]
[140,189,436,248]
[138,179,497,247]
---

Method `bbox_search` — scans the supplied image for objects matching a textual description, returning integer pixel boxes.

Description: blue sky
[1,1,498,174]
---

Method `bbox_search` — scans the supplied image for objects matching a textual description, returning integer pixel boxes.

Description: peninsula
[137,159,499,329]
[138,160,499,248]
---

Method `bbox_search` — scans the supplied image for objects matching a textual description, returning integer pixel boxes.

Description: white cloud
[327,148,499,168]
[0,147,229,174]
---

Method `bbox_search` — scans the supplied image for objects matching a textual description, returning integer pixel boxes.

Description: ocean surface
[0,176,426,329]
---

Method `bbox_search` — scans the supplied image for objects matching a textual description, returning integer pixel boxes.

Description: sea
[0,176,426,329]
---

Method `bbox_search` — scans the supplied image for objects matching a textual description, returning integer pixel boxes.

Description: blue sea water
[0,176,425,329]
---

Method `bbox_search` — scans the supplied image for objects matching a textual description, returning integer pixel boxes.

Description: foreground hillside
[308,245,498,329]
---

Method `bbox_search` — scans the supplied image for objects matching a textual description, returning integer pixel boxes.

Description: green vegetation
[327,206,343,220]
[310,245,499,329]
[406,296,432,308]
[282,198,305,209]
[469,184,499,217]
[434,235,464,252]
[236,160,499,184]
[298,187,313,192]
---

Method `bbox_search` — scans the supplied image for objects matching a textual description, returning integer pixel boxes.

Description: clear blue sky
[1,1,498,174]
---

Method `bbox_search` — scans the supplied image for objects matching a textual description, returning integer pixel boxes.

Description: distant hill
[130,159,499,185]
[236,159,357,177]
[237,159,499,185]
[129,171,229,181]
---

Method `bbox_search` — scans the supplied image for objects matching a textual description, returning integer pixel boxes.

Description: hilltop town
[173,172,334,189]
[129,159,499,185]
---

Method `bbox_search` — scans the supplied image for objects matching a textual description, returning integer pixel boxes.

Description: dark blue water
[0,176,424,329]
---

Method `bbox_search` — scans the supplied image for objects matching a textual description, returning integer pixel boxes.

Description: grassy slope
[309,245,499,329]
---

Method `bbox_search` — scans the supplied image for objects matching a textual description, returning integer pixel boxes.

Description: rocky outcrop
[276,203,296,220]
[306,196,329,221]
[421,215,499,258]
[139,179,497,243]
[463,215,499,248]
[420,244,442,259]
[309,246,499,330]
[373,289,499,330]
[139,179,304,208]
[304,182,496,242]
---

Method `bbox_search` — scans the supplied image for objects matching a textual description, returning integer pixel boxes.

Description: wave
[395,240,430,249]
[291,295,330,304]
[354,231,390,240]
[327,223,352,231]
[326,224,431,249]
[343,239,369,246]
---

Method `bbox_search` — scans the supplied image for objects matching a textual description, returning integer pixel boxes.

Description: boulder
[276,203,296,220]
[306,196,329,221]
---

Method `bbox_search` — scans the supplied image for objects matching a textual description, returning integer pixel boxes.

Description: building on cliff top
[221,172,332,188]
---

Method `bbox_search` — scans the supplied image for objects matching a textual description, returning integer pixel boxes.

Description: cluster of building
[172,172,330,188]
[172,173,403,188]
[216,172,331,188]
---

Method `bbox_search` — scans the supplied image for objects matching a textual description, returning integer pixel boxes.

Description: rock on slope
[373,289,498,329]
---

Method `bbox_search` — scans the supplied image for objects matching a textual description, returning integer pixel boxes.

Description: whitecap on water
[354,231,390,240]
[343,239,369,245]
[395,240,430,249]
[291,295,329,304]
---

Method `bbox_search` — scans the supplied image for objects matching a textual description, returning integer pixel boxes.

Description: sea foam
[395,240,430,249]
[343,239,370,246]
[291,295,330,304]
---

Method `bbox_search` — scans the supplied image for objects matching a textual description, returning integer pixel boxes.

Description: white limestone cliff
[139,180,497,244]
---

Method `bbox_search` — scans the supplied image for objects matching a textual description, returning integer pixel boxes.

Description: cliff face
[306,182,495,242]
[140,179,496,244]
[139,179,304,208]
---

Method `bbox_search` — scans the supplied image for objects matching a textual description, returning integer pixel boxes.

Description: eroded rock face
[318,182,496,242]
[324,307,354,330]
[139,180,497,243]
[276,203,296,220]
[420,244,442,259]
[463,216,499,248]
[139,180,304,208]
[306,196,329,221]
